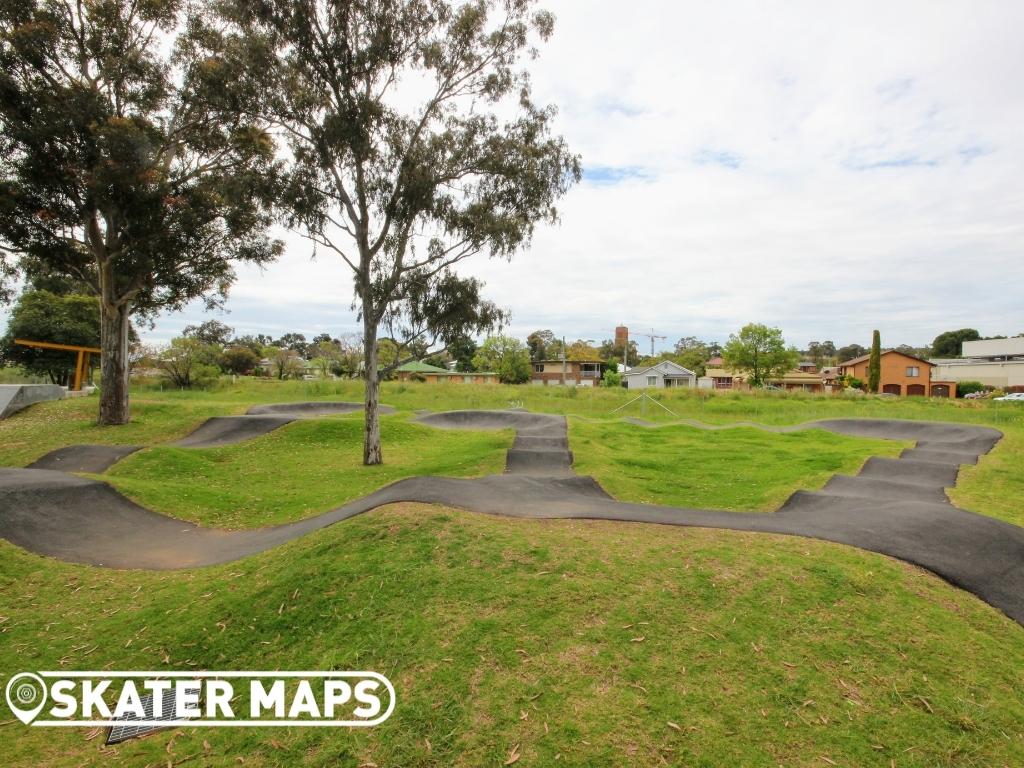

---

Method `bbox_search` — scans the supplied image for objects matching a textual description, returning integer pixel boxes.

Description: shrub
[603,369,621,387]
[956,381,987,398]
[842,375,865,391]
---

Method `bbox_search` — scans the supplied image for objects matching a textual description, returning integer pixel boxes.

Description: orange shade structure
[14,339,101,391]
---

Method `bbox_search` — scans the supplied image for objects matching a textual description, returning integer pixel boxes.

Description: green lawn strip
[950,427,1024,528]
[569,419,908,510]
[100,415,511,528]
[4,380,1023,525]
[0,395,252,467]
[0,506,1021,767]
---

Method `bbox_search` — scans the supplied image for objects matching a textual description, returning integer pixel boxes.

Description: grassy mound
[570,420,908,510]
[102,415,510,527]
[1,505,1021,767]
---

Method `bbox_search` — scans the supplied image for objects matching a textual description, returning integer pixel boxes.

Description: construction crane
[602,326,668,364]
[634,328,667,357]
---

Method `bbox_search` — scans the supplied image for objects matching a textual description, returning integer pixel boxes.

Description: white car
[993,392,1024,402]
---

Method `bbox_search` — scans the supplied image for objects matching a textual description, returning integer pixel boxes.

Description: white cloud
[8,0,1021,352]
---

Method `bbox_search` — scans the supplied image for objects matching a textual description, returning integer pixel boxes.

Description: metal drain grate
[105,685,200,745]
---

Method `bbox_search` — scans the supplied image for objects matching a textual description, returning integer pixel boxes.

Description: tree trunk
[362,316,383,466]
[98,299,132,425]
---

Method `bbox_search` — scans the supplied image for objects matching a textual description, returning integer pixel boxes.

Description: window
[647,376,658,386]
[906,366,920,377]
[533,364,544,373]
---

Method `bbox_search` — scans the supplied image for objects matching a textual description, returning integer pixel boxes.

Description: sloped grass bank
[102,416,510,528]
[1,505,1022,767]
[570,420,908,510]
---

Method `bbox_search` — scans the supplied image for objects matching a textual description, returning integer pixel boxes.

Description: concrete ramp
[0,384,65,419]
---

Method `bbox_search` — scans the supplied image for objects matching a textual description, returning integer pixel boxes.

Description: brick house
[530,359,603,386]
[837,350,956,397]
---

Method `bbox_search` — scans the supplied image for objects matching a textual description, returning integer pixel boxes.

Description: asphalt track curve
[173,402,396,448]
[1,408,1021,626]
[23,402,398,468]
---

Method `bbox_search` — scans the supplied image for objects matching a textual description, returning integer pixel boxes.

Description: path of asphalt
[1,407,1021,625]
[24,402,395,471]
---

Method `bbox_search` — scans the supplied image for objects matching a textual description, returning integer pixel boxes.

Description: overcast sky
[13,0,1023,354]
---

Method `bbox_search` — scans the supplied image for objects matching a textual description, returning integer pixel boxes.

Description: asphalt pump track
[1,404,1021,626]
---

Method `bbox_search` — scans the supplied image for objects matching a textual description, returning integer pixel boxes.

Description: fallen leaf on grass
[666,722,682,732]
[504,744,520,764]
[630,636,645,643]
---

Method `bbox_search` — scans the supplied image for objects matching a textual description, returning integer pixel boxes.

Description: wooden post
[73,350,84,391]
[13,339,101,392]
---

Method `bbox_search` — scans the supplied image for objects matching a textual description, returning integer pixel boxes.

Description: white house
[623,360,696,389]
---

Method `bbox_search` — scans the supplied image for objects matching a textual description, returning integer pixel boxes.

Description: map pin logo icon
[5,673,48,725]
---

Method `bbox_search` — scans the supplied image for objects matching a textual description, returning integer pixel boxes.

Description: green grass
[1,505,1022,767]
[570,420,908,510]
[2,380,1024,765]
[2,379,1023,524]
[0,395,254,466]
[102,414,510,527]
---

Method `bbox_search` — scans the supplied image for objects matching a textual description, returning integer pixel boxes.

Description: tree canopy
[473,335,530,384]
[932,328,981,358]
[0,289,100,384]
[214,0,579,463]
[722,323,799,387]
[0,0,282,423]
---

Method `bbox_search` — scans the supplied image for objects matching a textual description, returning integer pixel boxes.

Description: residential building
[622,360,696,389]
[931,336,1024,392]
[698,366,824,392]
[394,361,498,384]
[772,369,825,392]
[837,350,956,397]
[699,365,737,389]
[530,359,603,386]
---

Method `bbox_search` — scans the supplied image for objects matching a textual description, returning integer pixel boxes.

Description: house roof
[703,367,735,378]
[773,370,821,383]
[430,370,497,377]
[624,360,696,378]
[701,367,822,383]
[841,349,935,368]
[395,360,449,373]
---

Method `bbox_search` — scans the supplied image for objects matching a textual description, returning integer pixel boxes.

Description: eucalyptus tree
[220,0,580,464]
[0,0,282,424]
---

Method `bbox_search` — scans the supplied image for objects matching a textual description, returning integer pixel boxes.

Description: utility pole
[561,335,567,386]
